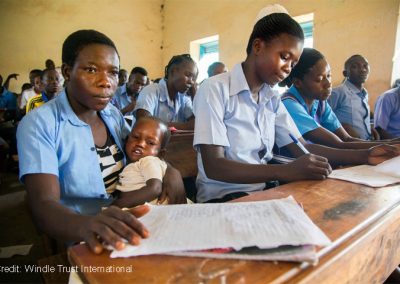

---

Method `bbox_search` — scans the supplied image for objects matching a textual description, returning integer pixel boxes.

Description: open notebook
[329,156,400,187]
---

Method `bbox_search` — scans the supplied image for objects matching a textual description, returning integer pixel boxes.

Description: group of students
[13,4,400,254]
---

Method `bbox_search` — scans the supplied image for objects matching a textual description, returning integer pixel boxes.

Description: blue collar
[288,86,319,116]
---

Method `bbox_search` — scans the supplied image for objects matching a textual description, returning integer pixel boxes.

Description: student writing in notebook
[280,48,400,148]
[193,5,400,203]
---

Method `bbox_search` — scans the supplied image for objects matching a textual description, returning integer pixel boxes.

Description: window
[190,35,219,82]
[294,13,314,48]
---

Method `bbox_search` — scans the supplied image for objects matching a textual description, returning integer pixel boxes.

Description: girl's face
[125,120,163,162]
[63,44,119,112]
[254,33,303,86]
[169,61,197,94]
[295,58,332,101]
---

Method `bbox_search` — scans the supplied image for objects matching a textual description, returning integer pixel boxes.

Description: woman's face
[295,58,332,101]
[254,33,303,86]
[169,61,197,94]
[63,43,119,112]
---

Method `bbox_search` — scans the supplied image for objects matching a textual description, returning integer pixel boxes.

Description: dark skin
[24,43,185,254]
[136,61,197,130]
[292,58,400,148]
[120,73,147,115]
[200,34,400,186]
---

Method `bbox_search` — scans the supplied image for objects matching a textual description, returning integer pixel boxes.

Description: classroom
[1,0,400,283]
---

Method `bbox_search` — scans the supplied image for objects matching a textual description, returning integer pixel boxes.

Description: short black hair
[246,13,304,55]
[164,54,195,79]
[344,54,366,70]
[62,29,119,67]
[29,69,43,82]
[280,48,325,87]
[133,116,171,150]
[130,66,148,76]
[207,62,225,77]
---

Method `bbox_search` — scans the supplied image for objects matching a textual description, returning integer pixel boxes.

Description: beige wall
[1,0,399,108]
[163,0,400,108]
[0,0,163,92]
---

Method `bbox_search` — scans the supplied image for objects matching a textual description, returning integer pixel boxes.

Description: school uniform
[328,80,371,140]
[374,86,400,138]
[282,86,342,135]
[134,79,193,122]
[111,84,135,114]
[0,88,16,110]
[17,90,130,215]
[193,63,301,203]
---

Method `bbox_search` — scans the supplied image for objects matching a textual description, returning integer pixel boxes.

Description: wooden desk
[164,132,196,178]
[68,179,400,283]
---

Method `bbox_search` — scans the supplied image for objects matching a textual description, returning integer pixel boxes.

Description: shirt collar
[344,79,367,97]
[288,85,319,115]
[158,78,183,108]
[58,89,112,126]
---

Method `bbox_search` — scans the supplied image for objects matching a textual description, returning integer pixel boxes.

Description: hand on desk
[83,205,150,254]
[282,154,332,181]
[368,144,400,165]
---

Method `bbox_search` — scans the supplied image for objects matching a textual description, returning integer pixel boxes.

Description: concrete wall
[1,0,399,108]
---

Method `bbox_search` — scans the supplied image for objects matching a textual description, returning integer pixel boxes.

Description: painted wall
[0,0,163,93]
[162,0,400,108]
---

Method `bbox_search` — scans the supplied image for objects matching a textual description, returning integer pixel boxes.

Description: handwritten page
[110,196,331,258]
[329,156,400,187]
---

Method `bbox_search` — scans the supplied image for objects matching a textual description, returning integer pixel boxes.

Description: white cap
[255,4,289,23]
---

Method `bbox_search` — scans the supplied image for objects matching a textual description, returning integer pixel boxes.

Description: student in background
[0,73,19,91]
[193,5,399,203]
[281,48,400,148]
[45,59,56,70]
[134,54,197,130]
[111,67,148,116]
[207,62,227,77]
[20,69,42,115]
[17,29,186,253]
[328,55,378,140]
[374,84,400,138]
[118,69,128,87]
[26,69,62,113]
[0,74,17,120]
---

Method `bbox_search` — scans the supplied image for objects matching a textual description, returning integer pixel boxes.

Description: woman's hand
[367,144,400,165]
[159,165,187,204]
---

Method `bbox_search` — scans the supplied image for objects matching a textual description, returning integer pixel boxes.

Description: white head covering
[254,4,289,23]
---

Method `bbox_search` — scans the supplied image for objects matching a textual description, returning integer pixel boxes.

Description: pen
[289,133,310,154]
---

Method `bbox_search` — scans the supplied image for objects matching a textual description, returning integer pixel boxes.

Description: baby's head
[125,116,171,162]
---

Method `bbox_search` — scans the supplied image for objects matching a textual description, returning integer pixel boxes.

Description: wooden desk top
[69,179,400,283]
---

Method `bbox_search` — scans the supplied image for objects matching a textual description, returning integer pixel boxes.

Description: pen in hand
[289,133,310,155]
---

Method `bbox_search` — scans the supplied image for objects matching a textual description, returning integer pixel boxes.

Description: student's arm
[25,173,149,254]
[341,123,361,138]
[168,116,195,130]
[375,126,395,139]
[200,144,332,183]
[3,73,18,90]
[120,100,137,115]
[112,179,162,208]
[158,164,187,203]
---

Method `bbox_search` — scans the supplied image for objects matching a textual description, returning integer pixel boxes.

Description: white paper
[111,196,331,258]
[329,156,400,187]
[0,245,32,258]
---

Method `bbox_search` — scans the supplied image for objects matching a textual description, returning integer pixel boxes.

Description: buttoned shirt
[282,86,342,135]
[17,90,130,215]
[134,79,193,123]
[111,84,134,115]
[328,80,371,139]
[193,63,301,202]
[374,86,400,137]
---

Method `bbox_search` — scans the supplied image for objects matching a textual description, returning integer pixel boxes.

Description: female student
[134,54,198,130]
[17,30,186,254]
[281,48,400,149]
[193,5,399,203]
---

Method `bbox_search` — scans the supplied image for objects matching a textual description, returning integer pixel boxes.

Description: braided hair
[164,54,195,79]
[246,13,304,56]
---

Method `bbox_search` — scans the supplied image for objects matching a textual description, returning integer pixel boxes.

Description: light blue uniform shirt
[374,86,400,137]
[134,79,193,123]
[17,90,130,215]
[328,80,371,140]
[111,84,134,114]
[193,63,301,203]
[282,86,342,135]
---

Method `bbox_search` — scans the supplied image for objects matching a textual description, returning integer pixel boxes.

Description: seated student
[328,54,377,140]
[193,5,399,203]
[20,69,42,116]
[374,84,400,139]
[118,69,128,87]
[112,116,191,207]
[281,48,399,148]
[134,54,197,130]
[17,29,187,254]
[0,73,19,91]
[207,62,227,77]
[0,73,17,121]
[26,68,62,113]
[111,67,148,116]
